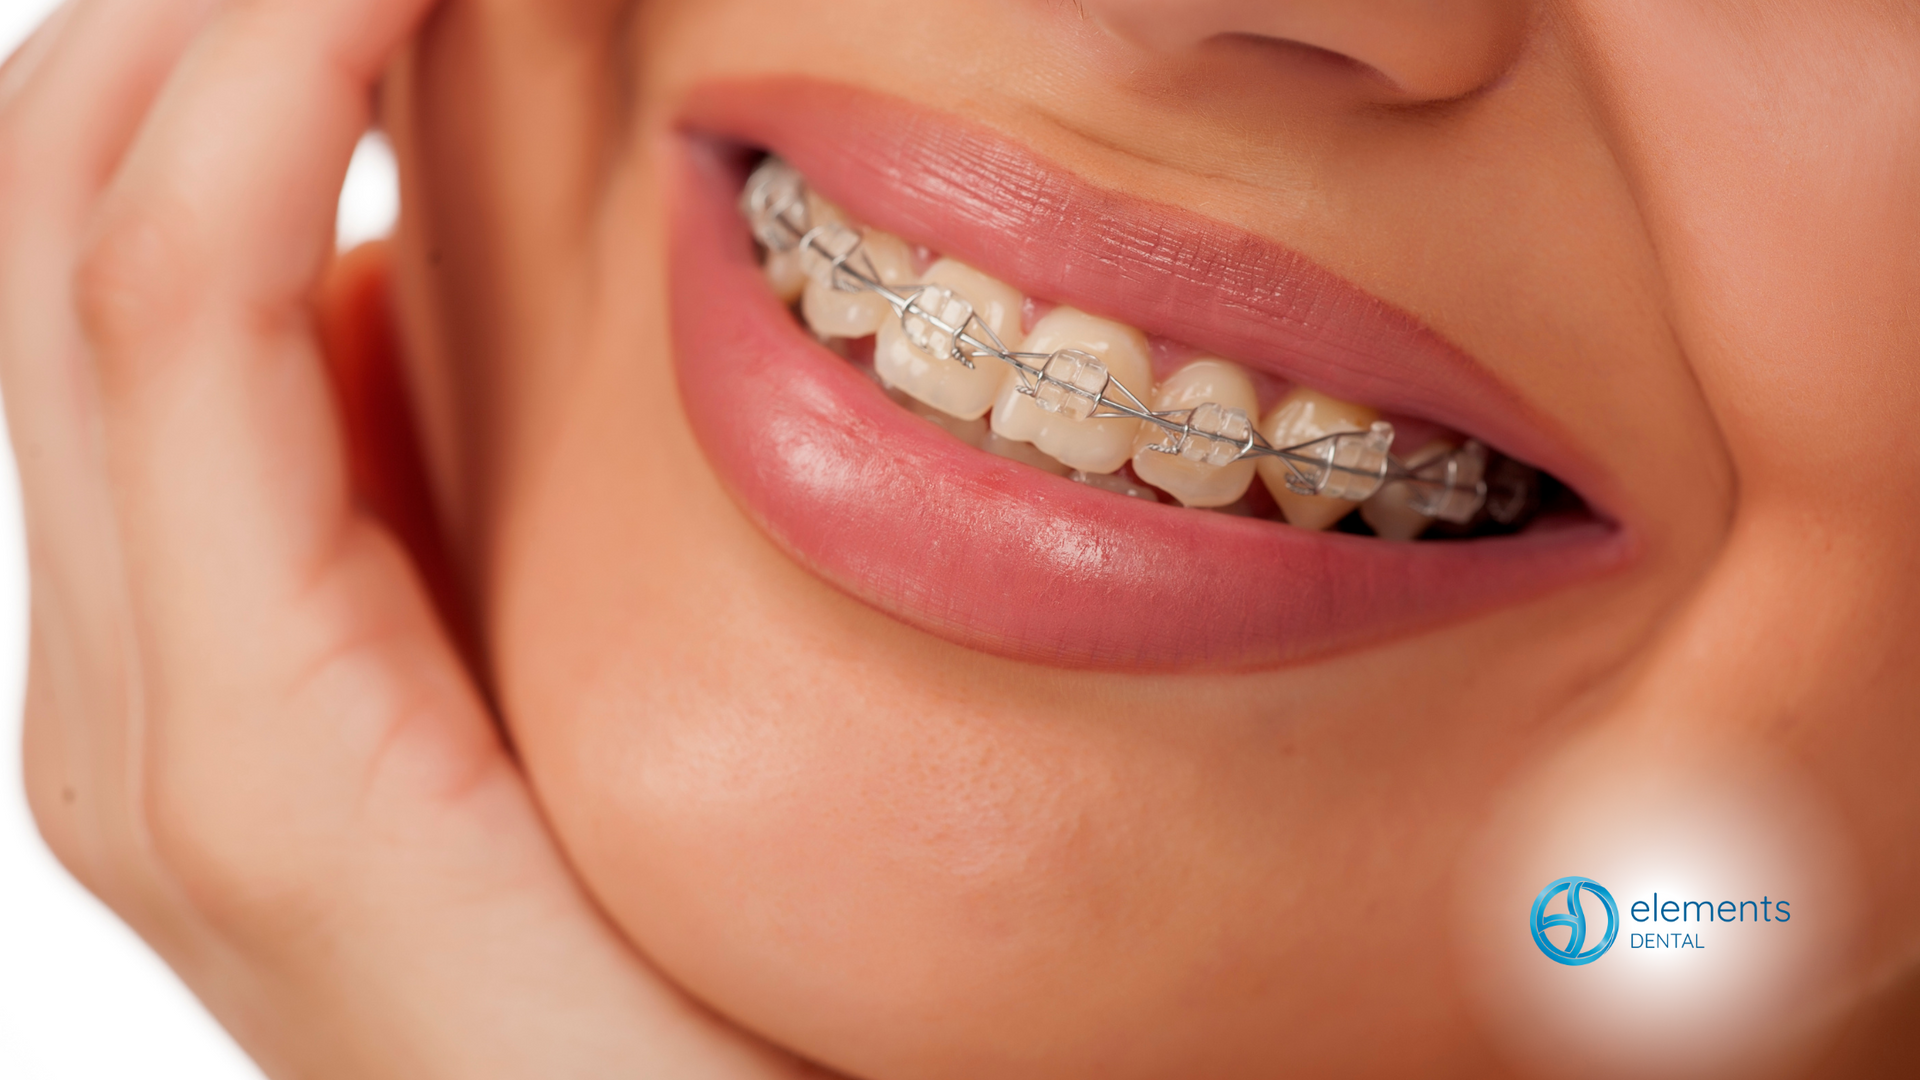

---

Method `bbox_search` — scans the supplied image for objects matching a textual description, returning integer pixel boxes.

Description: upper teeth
[1131,359,1259,508]
[800,227,913,339]
[1257,388,1383,531]
[990,306,1152,474]
[743,158,1510,530]
[876,258,1021,421]
[1362,440,1455,541]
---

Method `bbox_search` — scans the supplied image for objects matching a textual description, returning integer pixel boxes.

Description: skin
[2,0,1917,1077]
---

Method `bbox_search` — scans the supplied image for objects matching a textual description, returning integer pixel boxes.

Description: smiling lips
[669,80,1631,671]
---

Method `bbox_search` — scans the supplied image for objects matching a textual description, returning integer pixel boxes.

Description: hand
[0,1,816,1076]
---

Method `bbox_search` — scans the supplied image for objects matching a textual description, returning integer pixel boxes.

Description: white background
[1,3,397,1074]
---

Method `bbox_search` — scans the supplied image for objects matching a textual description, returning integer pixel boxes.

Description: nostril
[1081,0,1531,103]
[1204,33,1401,95]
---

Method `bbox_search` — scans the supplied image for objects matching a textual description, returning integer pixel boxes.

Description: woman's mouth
[670,80,1633,671]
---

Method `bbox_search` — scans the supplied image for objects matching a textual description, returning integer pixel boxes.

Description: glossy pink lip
[670,80,1633,671]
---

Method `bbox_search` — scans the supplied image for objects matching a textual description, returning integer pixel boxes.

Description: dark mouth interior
[727,145,1593,541]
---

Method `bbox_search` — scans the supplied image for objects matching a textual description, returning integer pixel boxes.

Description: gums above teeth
[741,157,1552,537]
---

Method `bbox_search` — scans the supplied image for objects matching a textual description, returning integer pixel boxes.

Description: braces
[743,158,1538,525]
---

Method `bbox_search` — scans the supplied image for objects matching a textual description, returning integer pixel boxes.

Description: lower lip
[670,139,1632,672]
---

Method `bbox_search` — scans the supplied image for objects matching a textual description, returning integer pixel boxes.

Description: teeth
[983,432,1072,475]
[1360,440,1451,541]
[887,386,989,448]
[744,175,1482,538]
[800,229,913,339]
[807,190,848,227]
[763,247,807,304]
[798,192,915,340]
[1256,388,1381,531]
[875,259,1020,421]
[990,307,1150,474]
[1129,359,1259,507]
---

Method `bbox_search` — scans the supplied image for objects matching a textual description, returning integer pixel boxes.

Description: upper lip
[671,78,1633,671]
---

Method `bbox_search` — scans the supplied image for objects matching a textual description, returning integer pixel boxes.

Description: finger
[66,0,514,1023]
[0,0,73,107]
[75,0,441,740]
[50,6,836,1075]
[81,0,438,550]
[0,0,219,924]
[64,9,812,1069]
[2,0,226,547]
[2,0,220,225]
[2,0,223,531]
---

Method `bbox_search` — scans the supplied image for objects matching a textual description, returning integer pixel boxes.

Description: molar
[1257,388,1381,531]
[990,307,1150,474]
[800,227,914,340]
[875,259,1020,420]
[1129,359,1259,507]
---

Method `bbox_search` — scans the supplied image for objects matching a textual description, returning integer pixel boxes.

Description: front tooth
[989,307,1149,474]
[1256,388,1381,531]
[888,386,989,448]
[983,432,1072,475]
[1129,359,1259,507]
[800,217,914,340]
[874,259,1019,420]
[1360,440,1451,541]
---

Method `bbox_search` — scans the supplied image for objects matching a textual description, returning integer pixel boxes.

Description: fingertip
[0,0,74,107]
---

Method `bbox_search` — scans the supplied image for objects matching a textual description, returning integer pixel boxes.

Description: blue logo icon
[1531,876,1619,966]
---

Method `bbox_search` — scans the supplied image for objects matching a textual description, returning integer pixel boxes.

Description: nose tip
[1083,0,1531,102]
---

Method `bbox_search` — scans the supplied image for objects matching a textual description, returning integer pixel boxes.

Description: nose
[1080,0,1531,101]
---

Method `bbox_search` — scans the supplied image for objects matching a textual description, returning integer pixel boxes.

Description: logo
[1530,876,1619,966]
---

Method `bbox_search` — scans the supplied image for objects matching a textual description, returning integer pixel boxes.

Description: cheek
[545,647,1182,1020]
[488,349,1509,1073]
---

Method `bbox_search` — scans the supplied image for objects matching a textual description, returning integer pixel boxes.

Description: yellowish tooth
[888,386,989,448]
[1361,440,1451,541]
[874,259,1019,420]
[990,307,1150,474]
[983,432,1072,476]
[807,190,850,229]
[1257,388,1380,531]
[1129,359,1259,507]
[800,228,913,340]
[764,247,806,304]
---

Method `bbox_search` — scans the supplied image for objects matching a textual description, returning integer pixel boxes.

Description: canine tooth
[1361,440,1451,541]
[990,307,1149,473]
[983,432,1073,475]
[800,228,914,340]
[875,259,1019,420]
[1130,359,1259,507]
[1257,388,1381,531]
